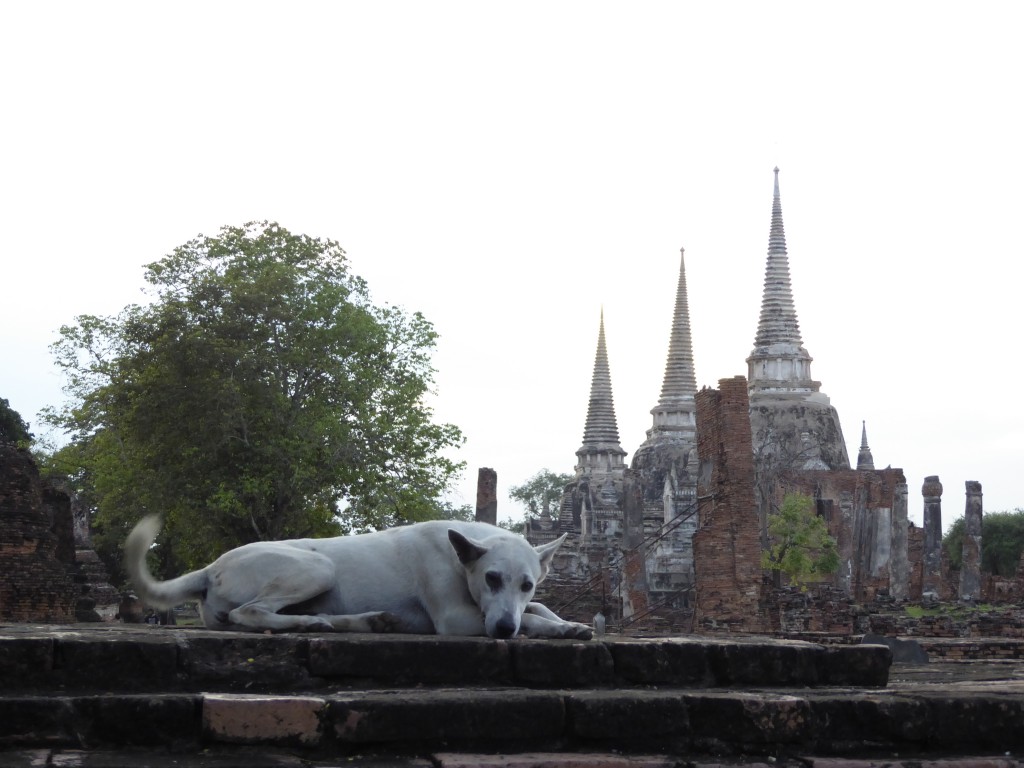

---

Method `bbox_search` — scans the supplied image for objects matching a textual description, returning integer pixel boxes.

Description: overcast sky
[2,2,1021,528]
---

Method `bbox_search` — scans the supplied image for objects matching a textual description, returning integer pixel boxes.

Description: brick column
[693,376,765,633]
[620,471,650,620]
[475,467,497,526]
[921,475,943,598]
[890,481,910,600]
[959,481,983,601]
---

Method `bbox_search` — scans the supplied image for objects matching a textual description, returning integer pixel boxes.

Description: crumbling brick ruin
[767,466,908,601]
[693,377,767,632]
[0,439,120,624]
[0,443,77,622]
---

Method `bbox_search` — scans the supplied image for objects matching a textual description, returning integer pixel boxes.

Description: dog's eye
[521,580,534,593]
[485,571,503,591]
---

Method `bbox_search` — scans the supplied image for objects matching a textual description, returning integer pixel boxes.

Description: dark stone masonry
[0,443,77,623]
[2,624,1024,767]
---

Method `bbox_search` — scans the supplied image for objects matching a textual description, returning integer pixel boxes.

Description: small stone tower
[856,421,875,471]
[747,168,850,474]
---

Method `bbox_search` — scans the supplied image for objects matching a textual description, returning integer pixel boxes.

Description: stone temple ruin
[0,442,119,624]
[525,168,1001,632]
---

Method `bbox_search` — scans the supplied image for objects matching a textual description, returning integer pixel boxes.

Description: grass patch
[904,602,1003,620]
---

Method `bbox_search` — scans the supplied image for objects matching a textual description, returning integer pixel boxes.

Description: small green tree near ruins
[43,222,465,578]
[760,493,840,591]
[943,510,1024,577]
[509,469,574,523]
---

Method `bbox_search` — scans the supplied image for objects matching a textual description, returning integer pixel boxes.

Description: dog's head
[448,528,565,639]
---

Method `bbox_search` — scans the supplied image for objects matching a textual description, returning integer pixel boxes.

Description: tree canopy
[943,510,1024,577]
[44,222,464,578]
[760,492,840,590]
[0,397,32,445]
[509,469,573,522]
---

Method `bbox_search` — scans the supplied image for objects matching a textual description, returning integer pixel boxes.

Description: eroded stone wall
[773,467,906,600]
[0,443,76,622]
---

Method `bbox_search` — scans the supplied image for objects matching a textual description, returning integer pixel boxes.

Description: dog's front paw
[367,611,402,633]
[563,622,594,641]
[305,616,335,632]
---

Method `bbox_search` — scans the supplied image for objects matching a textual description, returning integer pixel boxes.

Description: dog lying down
[125,516,593,640]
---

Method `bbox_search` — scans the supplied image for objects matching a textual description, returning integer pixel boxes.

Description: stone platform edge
[3,684,1024,757]
[0,624,891,692]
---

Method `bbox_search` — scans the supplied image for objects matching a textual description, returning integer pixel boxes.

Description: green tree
[44,222,464,576]
[760,493,840,591]
[942,510,1024,577]
[509,469,573,522]
[0,397,32,445]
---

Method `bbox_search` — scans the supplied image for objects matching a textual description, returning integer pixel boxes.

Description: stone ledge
[1,753,1023,768]
[0,625,891,692]
[3,684,1024,756]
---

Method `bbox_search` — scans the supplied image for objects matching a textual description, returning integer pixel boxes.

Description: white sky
[2,2,1022,529]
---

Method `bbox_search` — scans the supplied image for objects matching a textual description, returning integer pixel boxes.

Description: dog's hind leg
[222,548,339,632]
[316,611,403,633]
[229,599,336,632]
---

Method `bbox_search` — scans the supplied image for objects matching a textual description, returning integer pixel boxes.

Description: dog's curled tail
[125,515,209,609]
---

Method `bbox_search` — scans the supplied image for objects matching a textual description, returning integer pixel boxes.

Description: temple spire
[639,247,698,444]
[576,309,626,474]
[754,167,803,348]
[747,167,817,394]
[746,168,850,470]
[857,421,875,471]
[658,247,698,403]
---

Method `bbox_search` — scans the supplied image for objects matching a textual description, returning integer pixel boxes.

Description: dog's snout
[493,615,517,639]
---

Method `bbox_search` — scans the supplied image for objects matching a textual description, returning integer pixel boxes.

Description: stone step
[4,754,1024,768]
[0,625,890,694]
[2,682,1024,758]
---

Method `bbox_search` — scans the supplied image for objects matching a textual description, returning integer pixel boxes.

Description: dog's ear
[448,529,489,565]
[533,533,566,578]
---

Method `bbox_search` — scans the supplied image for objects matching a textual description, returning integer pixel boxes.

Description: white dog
[125,516,593,640]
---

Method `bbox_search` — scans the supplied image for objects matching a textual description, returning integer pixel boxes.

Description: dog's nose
[493,616,517,639]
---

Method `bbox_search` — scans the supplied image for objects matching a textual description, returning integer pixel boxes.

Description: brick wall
[693,376,766,633]
[0,443,77,622]
[774,468,906,600]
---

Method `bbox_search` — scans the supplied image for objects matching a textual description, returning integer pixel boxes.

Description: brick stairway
[1,624,1024,767]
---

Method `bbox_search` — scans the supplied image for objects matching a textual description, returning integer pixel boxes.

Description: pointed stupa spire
[857,421,875,471]
[658,247,698,403]
[747,167,817,394]
[576,308,627,474]
[639,247,698,444]
[754,167,803,348]
[747,168,851,470]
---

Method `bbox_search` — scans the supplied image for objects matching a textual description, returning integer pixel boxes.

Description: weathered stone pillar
[890,481,910,600]
[921,475,943,598]
[835,491,855,596]
[475,467,497,526]
[959,480,983,601]
[620,471,650,620]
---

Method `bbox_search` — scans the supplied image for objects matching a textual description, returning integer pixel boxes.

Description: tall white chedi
[746,168,850,471]
[631,247,699,516]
